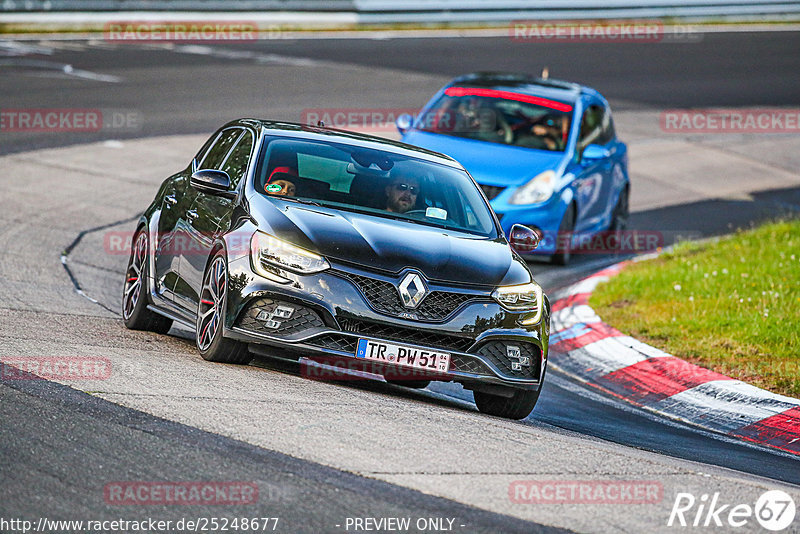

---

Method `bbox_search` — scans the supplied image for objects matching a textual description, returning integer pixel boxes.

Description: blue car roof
[448,72,600,106]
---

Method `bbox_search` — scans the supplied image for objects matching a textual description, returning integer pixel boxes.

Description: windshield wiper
[283,197,322,207]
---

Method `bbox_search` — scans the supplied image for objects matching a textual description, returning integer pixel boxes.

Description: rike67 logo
[668,490,796,531]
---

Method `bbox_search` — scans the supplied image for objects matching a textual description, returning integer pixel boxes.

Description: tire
[122,228,173,334]
[609,187,629,233]
[196,250,251,364]
[473,387,541,420]
[387,379,431,389]
[551,204,575,266]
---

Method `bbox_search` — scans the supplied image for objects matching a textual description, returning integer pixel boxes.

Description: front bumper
[224,256,550,391]
[490,194,568,256]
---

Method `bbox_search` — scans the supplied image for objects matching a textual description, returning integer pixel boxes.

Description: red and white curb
[549,263,800,456]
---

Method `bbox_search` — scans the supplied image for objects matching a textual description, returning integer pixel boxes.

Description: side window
[600,109,616,144]
[220,131,254,188]
[578,105,603,150]
[194,132,220,168]
[579,104,615,150]
[199,128,241,170]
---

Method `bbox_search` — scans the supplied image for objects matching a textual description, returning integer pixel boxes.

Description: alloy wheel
[123,232,147,320]
[197,255,226,351]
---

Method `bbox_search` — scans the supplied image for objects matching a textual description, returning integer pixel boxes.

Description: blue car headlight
[509,170,556,205]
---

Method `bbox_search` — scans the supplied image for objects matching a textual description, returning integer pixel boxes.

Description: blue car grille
[479,184,505,201]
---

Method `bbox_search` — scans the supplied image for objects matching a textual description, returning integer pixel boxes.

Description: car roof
[447,72,601,106]
[228,119,464,169]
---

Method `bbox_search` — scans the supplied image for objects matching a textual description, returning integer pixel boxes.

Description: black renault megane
[122,119,550,419]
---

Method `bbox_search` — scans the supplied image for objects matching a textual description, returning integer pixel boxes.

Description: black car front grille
[342,273,405,315]
[449,354,493,376]
[477,340,541,381]
[236,298,325,337]
[334,271,489,322]
[306,333,357,353]
[480,184,505,201]
[305,335,492,379]
[337,318,475,353]
[304,326,539,381]
[417,292,483,320]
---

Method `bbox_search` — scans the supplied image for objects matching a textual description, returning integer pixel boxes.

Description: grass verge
[589,219,800,397]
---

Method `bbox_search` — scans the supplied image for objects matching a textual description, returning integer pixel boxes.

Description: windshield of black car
[255,138,497,237]
[415,91,573,152]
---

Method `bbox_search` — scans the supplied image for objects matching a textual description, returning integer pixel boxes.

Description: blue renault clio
[398,72,629,264]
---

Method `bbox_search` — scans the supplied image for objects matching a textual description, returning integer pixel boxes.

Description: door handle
[186,209,198,221]
[165,195,177,206]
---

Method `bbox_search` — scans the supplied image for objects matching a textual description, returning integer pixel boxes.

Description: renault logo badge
[398,272,427,309]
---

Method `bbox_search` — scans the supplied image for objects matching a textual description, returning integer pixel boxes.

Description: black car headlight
[251,231,330,279]
[492,282,543,325]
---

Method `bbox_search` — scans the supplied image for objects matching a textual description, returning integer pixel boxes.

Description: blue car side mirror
[396,113,413,134]
[582,144,610,161]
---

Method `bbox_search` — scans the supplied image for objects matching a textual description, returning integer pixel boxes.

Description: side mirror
[190,169,234,197]
[395,113,413,134]
[509,224,541,253]
[581,144,610,161]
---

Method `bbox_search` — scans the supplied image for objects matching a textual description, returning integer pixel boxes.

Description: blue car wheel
[552,203,575,265]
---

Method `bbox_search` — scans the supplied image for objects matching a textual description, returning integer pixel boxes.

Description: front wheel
[609,187,629,233]
[551,205,575,266]
[196,251,251,365]
[474,388,540,420]
[122,228,173,334]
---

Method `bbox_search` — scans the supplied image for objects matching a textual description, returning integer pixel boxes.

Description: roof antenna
[317,120,325,127]
[541,66,549,80]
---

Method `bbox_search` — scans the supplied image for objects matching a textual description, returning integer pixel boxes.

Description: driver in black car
[385,175,420,214]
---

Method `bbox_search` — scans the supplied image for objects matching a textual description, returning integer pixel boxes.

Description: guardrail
[357,0,800,18]
[0,1,354,11]
[2,0,799,20]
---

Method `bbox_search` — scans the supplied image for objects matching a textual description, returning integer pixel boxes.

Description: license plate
[355,339,450,373]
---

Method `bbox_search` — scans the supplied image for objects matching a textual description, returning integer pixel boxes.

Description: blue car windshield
[416,92,572,152]
[255,137,498,237]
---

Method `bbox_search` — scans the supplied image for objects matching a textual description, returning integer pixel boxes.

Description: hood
[248,194,531,287]
[402,130,565,187]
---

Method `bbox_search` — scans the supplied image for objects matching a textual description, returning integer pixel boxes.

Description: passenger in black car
[265,166,297,197]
